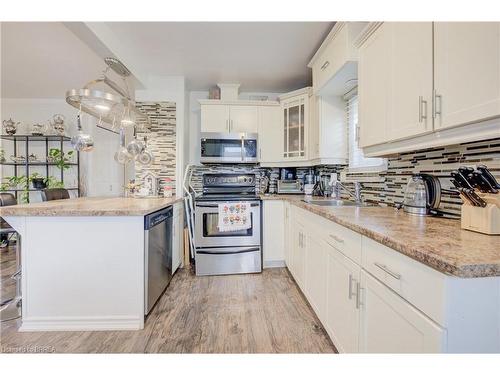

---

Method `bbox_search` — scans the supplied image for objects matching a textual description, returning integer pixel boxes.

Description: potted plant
[30,173,46,190]
[48,148,74,170]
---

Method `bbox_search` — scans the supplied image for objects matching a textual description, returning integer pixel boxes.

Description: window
[346,92,386,172]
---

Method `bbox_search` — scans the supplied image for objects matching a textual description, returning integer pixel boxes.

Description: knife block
[461,193,500,235]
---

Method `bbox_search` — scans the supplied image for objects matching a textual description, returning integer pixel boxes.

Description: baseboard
[263,260,286,268]
[19,315,144,332]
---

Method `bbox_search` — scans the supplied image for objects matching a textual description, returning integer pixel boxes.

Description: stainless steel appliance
[401,173,460,218]
[200,132,258,164]
[194,173,262,276]
[144,207,173,314]
[277,179,304,194]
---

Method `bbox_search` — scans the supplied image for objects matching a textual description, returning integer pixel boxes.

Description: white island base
[1,196,183,332]
[6,215,145,331]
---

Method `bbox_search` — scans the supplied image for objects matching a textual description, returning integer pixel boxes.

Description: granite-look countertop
[261,194,500,278]
[0,196,184,217]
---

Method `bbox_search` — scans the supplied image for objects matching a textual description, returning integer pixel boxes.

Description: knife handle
[477,165,500,189]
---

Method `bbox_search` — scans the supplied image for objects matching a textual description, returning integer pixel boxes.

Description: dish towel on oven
[218,202,251,232]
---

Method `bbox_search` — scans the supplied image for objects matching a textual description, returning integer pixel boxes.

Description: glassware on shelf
[50,114,66,136]
[10,155,25,163]
[2,118,19,135]
[31,123,47,136]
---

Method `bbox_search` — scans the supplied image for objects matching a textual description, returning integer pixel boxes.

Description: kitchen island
[0,196,183,332]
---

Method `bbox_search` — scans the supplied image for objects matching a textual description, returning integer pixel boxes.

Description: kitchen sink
[302,199,373,207]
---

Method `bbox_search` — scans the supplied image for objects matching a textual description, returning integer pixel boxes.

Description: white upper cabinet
[308,22,368,95]
[259,105,283,163]
[200,101,262,134]
[358,22,433,147]
[308,94,348,164]
[358,23,391,147]
[434,22,500,130]
[280,88,310,161]
[357,22,500,155]
[228,105,259,133]
[201,104,230,133]
[387,22,433,141]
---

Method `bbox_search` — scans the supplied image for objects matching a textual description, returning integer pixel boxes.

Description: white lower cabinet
[358,270,445,353]
[325,242,360,353]
[281,204,499,353]
[262,200,285,267]
[304,234,327,321]
[291,220,306,290]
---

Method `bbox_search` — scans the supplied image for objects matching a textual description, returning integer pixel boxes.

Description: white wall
[187,90,284,165]
[0,98,123,201]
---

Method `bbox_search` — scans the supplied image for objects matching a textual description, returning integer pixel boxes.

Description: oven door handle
[197,247,260,255]
[196,202,260,208]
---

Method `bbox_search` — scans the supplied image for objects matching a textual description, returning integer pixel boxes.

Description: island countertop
[261,194,500,278]
[0,196,184,217]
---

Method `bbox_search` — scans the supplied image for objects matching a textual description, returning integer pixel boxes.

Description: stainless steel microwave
[200,132,258,164]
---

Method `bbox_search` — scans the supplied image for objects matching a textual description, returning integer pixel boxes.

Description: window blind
[347,94,386,171]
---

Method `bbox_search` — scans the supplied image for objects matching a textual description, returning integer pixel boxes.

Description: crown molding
[354,22,384,48]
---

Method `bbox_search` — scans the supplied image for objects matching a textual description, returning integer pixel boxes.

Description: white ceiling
[1,22,333,98]
[99,22,333,92]
[1,22,114,98]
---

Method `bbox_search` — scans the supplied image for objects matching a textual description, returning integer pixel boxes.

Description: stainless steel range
[194,173,262,276]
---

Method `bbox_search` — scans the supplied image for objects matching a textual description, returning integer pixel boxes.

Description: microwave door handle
[241,135,245,162]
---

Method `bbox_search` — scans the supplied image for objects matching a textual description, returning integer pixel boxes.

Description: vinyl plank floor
[0,244,336,353]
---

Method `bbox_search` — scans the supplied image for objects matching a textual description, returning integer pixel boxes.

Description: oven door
[200,132,258,163]
[194,200,261,248]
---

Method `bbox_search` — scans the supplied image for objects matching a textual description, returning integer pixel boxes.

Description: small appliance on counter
[401,173,459,218]
[277,179,304,194]
[277,167,304,194]
[451,165,500,235]
[304,169,315,195]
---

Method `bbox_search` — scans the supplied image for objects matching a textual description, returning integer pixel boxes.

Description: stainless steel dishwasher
[144,206,173,315]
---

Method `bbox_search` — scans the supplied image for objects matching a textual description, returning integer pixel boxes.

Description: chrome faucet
[333,180,363,203]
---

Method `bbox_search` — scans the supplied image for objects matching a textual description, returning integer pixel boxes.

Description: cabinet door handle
[419,96,428,123]
[433,90,442,118]
[320,60,330,70]
[348,274,355,300]
[226,119,229,132]
[329,234,344,244]
[356,282,362,309]
[230,119,233,132]
[374,262,402,280]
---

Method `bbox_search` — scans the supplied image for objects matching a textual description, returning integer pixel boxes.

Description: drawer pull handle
[374,262,401,280]
[348,274,355,300]
[320,60,330,70]
[329,234,344,244]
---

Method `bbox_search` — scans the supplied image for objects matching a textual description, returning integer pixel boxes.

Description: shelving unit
[0,134,80,202]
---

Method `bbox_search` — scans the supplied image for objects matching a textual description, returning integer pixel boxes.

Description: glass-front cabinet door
[282,93,308,160]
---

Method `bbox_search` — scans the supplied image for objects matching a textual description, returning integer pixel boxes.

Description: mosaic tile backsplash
[136,102,177,194]
[189,137,500,215]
